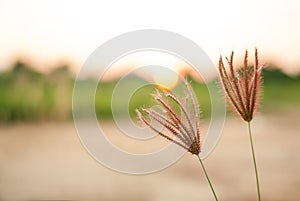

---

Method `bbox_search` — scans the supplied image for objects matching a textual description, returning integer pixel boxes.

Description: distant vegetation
[0,62,73,122]
[0,61,299,122]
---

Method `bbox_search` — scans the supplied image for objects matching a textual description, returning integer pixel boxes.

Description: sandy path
[0,111,299,201]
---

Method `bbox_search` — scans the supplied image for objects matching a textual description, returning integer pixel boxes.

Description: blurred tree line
[0,61,73,121]
[0,61,299,122]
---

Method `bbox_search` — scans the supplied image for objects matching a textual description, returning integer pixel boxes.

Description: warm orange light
[152,66,180,90]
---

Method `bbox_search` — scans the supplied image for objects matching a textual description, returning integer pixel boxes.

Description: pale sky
[0,0,299,74]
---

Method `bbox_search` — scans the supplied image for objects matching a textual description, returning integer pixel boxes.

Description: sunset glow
[0,0,299,75]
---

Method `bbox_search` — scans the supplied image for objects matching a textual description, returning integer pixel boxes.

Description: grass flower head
[136,78,219,200]
[136,79,201,155]
[218,48,263,122]
[219,48,264,201]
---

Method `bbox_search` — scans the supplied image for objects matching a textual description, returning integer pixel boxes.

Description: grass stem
[197,155,219,201]
[247,121,261,201]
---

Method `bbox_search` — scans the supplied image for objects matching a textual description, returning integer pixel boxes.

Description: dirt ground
[0,109,299,201]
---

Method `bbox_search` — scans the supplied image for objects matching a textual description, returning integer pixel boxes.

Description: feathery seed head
[136,79,201,155]
[218,48,263,122]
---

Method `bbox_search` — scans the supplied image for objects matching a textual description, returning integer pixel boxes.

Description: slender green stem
[247,121,261,201]
[197,155,219,201]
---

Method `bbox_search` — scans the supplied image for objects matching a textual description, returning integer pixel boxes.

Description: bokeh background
[0,0,300,200]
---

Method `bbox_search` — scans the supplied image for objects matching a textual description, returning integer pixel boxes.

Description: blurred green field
[0,61,299,122]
